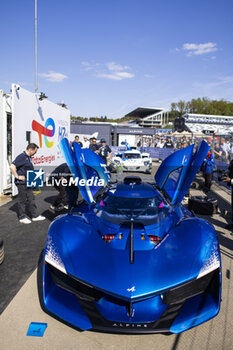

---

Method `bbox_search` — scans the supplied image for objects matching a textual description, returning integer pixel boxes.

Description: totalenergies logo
[32,117,55,148]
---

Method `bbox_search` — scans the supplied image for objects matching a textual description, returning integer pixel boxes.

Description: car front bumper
[39,261,221,334]
[122,164,150,173]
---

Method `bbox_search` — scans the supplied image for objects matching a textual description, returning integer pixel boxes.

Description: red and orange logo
[32,117,55,148]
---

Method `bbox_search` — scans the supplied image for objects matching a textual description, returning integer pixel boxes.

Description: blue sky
[0,0,233,118]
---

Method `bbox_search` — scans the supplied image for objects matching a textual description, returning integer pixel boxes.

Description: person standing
[9,143,45,224]
[219,138,230,161]
[73,135,83,147]
[89,137,99,153]
[203,150,214,191]
[156,138,164,148]
[137,138,141,147]
[49,163,69,211]
[164,137,174,148]
[50,164,79,212]
[98,139,112,164]
[223,159,233,231]
[82,136,90,148]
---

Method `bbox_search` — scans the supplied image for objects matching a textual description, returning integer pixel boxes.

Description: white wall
[69,132,99,143]
[118,134,136,147]
[0,90,12,194]
[11,84,70,195]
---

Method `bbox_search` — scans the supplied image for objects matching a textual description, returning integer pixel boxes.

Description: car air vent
[123,176,142,184]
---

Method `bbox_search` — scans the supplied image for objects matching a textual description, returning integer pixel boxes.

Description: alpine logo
[112,323,148,328]
[127,286,136,292]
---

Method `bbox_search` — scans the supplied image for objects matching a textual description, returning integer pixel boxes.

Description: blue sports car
[38,139,221,334]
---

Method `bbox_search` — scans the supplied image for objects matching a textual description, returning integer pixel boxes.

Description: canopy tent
[172,130,193,137]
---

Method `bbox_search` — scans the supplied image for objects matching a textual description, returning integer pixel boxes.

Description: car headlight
[197,243,220,279]
[114,159,120,165]
[44,243,67,274]
[144,160,150,166]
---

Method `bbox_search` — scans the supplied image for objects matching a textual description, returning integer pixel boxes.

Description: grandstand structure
[183,113,233,135]
[124,107,169,127]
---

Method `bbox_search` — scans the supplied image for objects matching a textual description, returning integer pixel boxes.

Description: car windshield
[124,153,141,159]
[96,193,169,219]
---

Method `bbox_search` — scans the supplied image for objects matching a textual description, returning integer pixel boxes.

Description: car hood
[46,215,218,301]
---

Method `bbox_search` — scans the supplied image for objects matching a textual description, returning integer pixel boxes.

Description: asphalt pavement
[0,166,232,350]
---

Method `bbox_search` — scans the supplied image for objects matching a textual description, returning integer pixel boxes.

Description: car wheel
[0,239,4,265]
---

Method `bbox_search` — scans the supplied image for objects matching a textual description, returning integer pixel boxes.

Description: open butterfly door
[59,138,111,204]
[155,140,209,205]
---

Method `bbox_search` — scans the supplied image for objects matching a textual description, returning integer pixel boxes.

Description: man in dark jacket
[73,135,83,147]
[89,137,99,153]
[98,139,112,164]
[164,137,174,148]
[9,143,45,224]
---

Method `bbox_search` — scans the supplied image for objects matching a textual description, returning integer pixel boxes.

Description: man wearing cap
[89,137,99,153]
[98,139,112,164]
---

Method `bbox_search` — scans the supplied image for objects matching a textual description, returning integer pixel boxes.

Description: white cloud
[97,71,135,81]
[116,71,134,79]
[96,61,135,81]
[81,60,135,81]
[39,71,68,82]
[81,61,99,71]
[97,73,122,81]
[182,42,218,56]
[106,62,130,72]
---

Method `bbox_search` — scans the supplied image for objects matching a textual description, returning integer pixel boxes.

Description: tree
[170,97,233,117]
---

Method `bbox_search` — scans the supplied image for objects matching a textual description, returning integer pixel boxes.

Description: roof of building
[124,107,164,119]
[184,113,233,119]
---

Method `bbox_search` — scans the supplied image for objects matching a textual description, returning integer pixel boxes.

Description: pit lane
[0,165,232,350]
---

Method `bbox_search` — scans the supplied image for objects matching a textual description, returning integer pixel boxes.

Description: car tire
[0,239,4,265]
